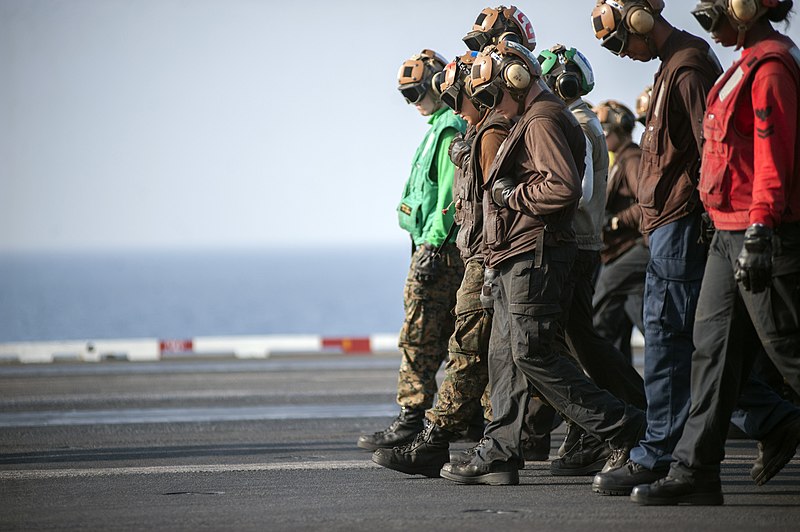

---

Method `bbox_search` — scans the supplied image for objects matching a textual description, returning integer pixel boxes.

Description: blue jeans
[630,212,706,470]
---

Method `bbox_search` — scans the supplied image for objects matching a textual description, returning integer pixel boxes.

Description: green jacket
[397,107,466,246]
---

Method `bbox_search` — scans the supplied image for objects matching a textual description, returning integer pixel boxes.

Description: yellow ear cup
[504,63,530,90]
[729,0,759,22]
[627,5,655,34]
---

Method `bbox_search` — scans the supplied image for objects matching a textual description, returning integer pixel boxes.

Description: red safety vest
[699,34,800,229]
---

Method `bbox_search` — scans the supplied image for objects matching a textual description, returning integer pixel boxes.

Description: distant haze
[2,0,798,252]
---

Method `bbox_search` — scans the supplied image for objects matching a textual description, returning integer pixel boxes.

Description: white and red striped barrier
[0,334,403,364]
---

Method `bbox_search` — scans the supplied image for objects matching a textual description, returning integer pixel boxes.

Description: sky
[2,0,799,252]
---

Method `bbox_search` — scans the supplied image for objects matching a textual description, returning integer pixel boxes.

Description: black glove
[480,268,499,311]
[698,212,716,245]
[413,243,441,283]
[734,224,773,293]
[448,133,472,169]
[491,176,516,207]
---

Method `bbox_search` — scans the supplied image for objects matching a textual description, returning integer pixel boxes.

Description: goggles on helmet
[592,1,628,55]
[463,5,537,52]
[439,53,478,112]
[469,53,503,108]
[691,2,725,33]
[595,99,635,134]
[397,49,447,105]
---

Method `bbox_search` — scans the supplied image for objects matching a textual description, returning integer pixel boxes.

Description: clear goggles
[691,2,725,33]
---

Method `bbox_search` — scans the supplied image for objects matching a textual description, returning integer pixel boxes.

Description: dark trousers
[563,250,646,410]
[593,242,649,361]
[630,212,707,470]
[670,229,800,481]
[480,246,644,463]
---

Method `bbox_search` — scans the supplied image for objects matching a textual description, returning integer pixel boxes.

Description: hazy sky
[2,0,799,252]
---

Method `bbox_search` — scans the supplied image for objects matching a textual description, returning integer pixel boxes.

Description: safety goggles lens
[691,4,722,33]
[463,31,491,52]
[600,28,627,56]
[399,83,427,104]
[440,84,463,112]
[471,85,501,109]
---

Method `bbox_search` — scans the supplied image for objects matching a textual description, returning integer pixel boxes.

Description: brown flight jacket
[453,110,511,263]
[637,29,722,234]
[482,88,586,269]
[602,140,644,264]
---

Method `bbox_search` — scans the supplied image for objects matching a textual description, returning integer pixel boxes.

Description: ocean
[0,246,411,342]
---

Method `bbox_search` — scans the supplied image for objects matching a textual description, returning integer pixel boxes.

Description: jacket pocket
[397,196,423,235]
[697,113,730,209]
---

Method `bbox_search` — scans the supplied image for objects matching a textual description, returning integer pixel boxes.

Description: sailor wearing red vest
[632,0,800,505]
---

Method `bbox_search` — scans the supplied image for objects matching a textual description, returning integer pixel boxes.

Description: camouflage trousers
[426,258,493,433]
[397,243,464,411]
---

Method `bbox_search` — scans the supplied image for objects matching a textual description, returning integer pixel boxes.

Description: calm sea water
[0,246,410,342]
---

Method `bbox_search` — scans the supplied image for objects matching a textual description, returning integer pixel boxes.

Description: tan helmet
[397,49,448,104]
[463,5,537,52]
[635,85,653,124]
[470,39,542,109]
[591,0,665,55]
[439,52,480,112]
[594,99,636,134]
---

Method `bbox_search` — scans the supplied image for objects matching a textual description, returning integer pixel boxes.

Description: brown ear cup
[729,0,760,23]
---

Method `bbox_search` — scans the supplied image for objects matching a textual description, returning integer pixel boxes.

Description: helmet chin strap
[735,24,748,50]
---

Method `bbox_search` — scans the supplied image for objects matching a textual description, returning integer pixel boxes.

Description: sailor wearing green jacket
[357,49,467,451]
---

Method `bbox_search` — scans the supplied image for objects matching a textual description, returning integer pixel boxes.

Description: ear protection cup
[728,0,777,23]
[503,62,531,90]
[625,3,655,34]
[555,72,581,100]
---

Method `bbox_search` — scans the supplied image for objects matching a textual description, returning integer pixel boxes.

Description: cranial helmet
[538,44,595,101]
[439,52,480,112]
[463,5,537,52]
[397,49,448,104]
[691,0,782,49]
[470,39,543,109]
[594,99,636,134]
[635,85,653,124]
[591,0,666,55]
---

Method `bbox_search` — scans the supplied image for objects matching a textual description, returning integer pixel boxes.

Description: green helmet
[537,44,595,101]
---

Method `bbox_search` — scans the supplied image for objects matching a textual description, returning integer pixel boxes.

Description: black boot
[356,408,424,451]
[549,431,611,476]
[557,422,582,458]
[592,459,667,495]
[372,422,456,477]
[630,476,723,506]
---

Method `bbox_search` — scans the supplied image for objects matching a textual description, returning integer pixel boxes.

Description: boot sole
[592,484,634,496]
[630,491,724,506]
[440,469,519,485]
[752,437,800,486]
[550,457,607,476]
[371,454,443,478]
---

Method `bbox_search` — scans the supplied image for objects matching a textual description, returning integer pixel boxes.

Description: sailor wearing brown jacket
[439,39,645,486]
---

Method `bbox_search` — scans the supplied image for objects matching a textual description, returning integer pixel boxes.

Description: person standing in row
[371,52,512,476]
[535,44,648,477]
[440,39,645,486]
[590,0,724,494]
[591,100,648,363]
[357,50,466,451]
[633,0,800,505]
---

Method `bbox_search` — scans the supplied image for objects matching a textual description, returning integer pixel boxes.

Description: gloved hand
[448,133,472,169]
[480,268,499,311]
[491,176,516,207]
[698,212,716,245]
[734,224,773,293]
[413,243,441,283]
